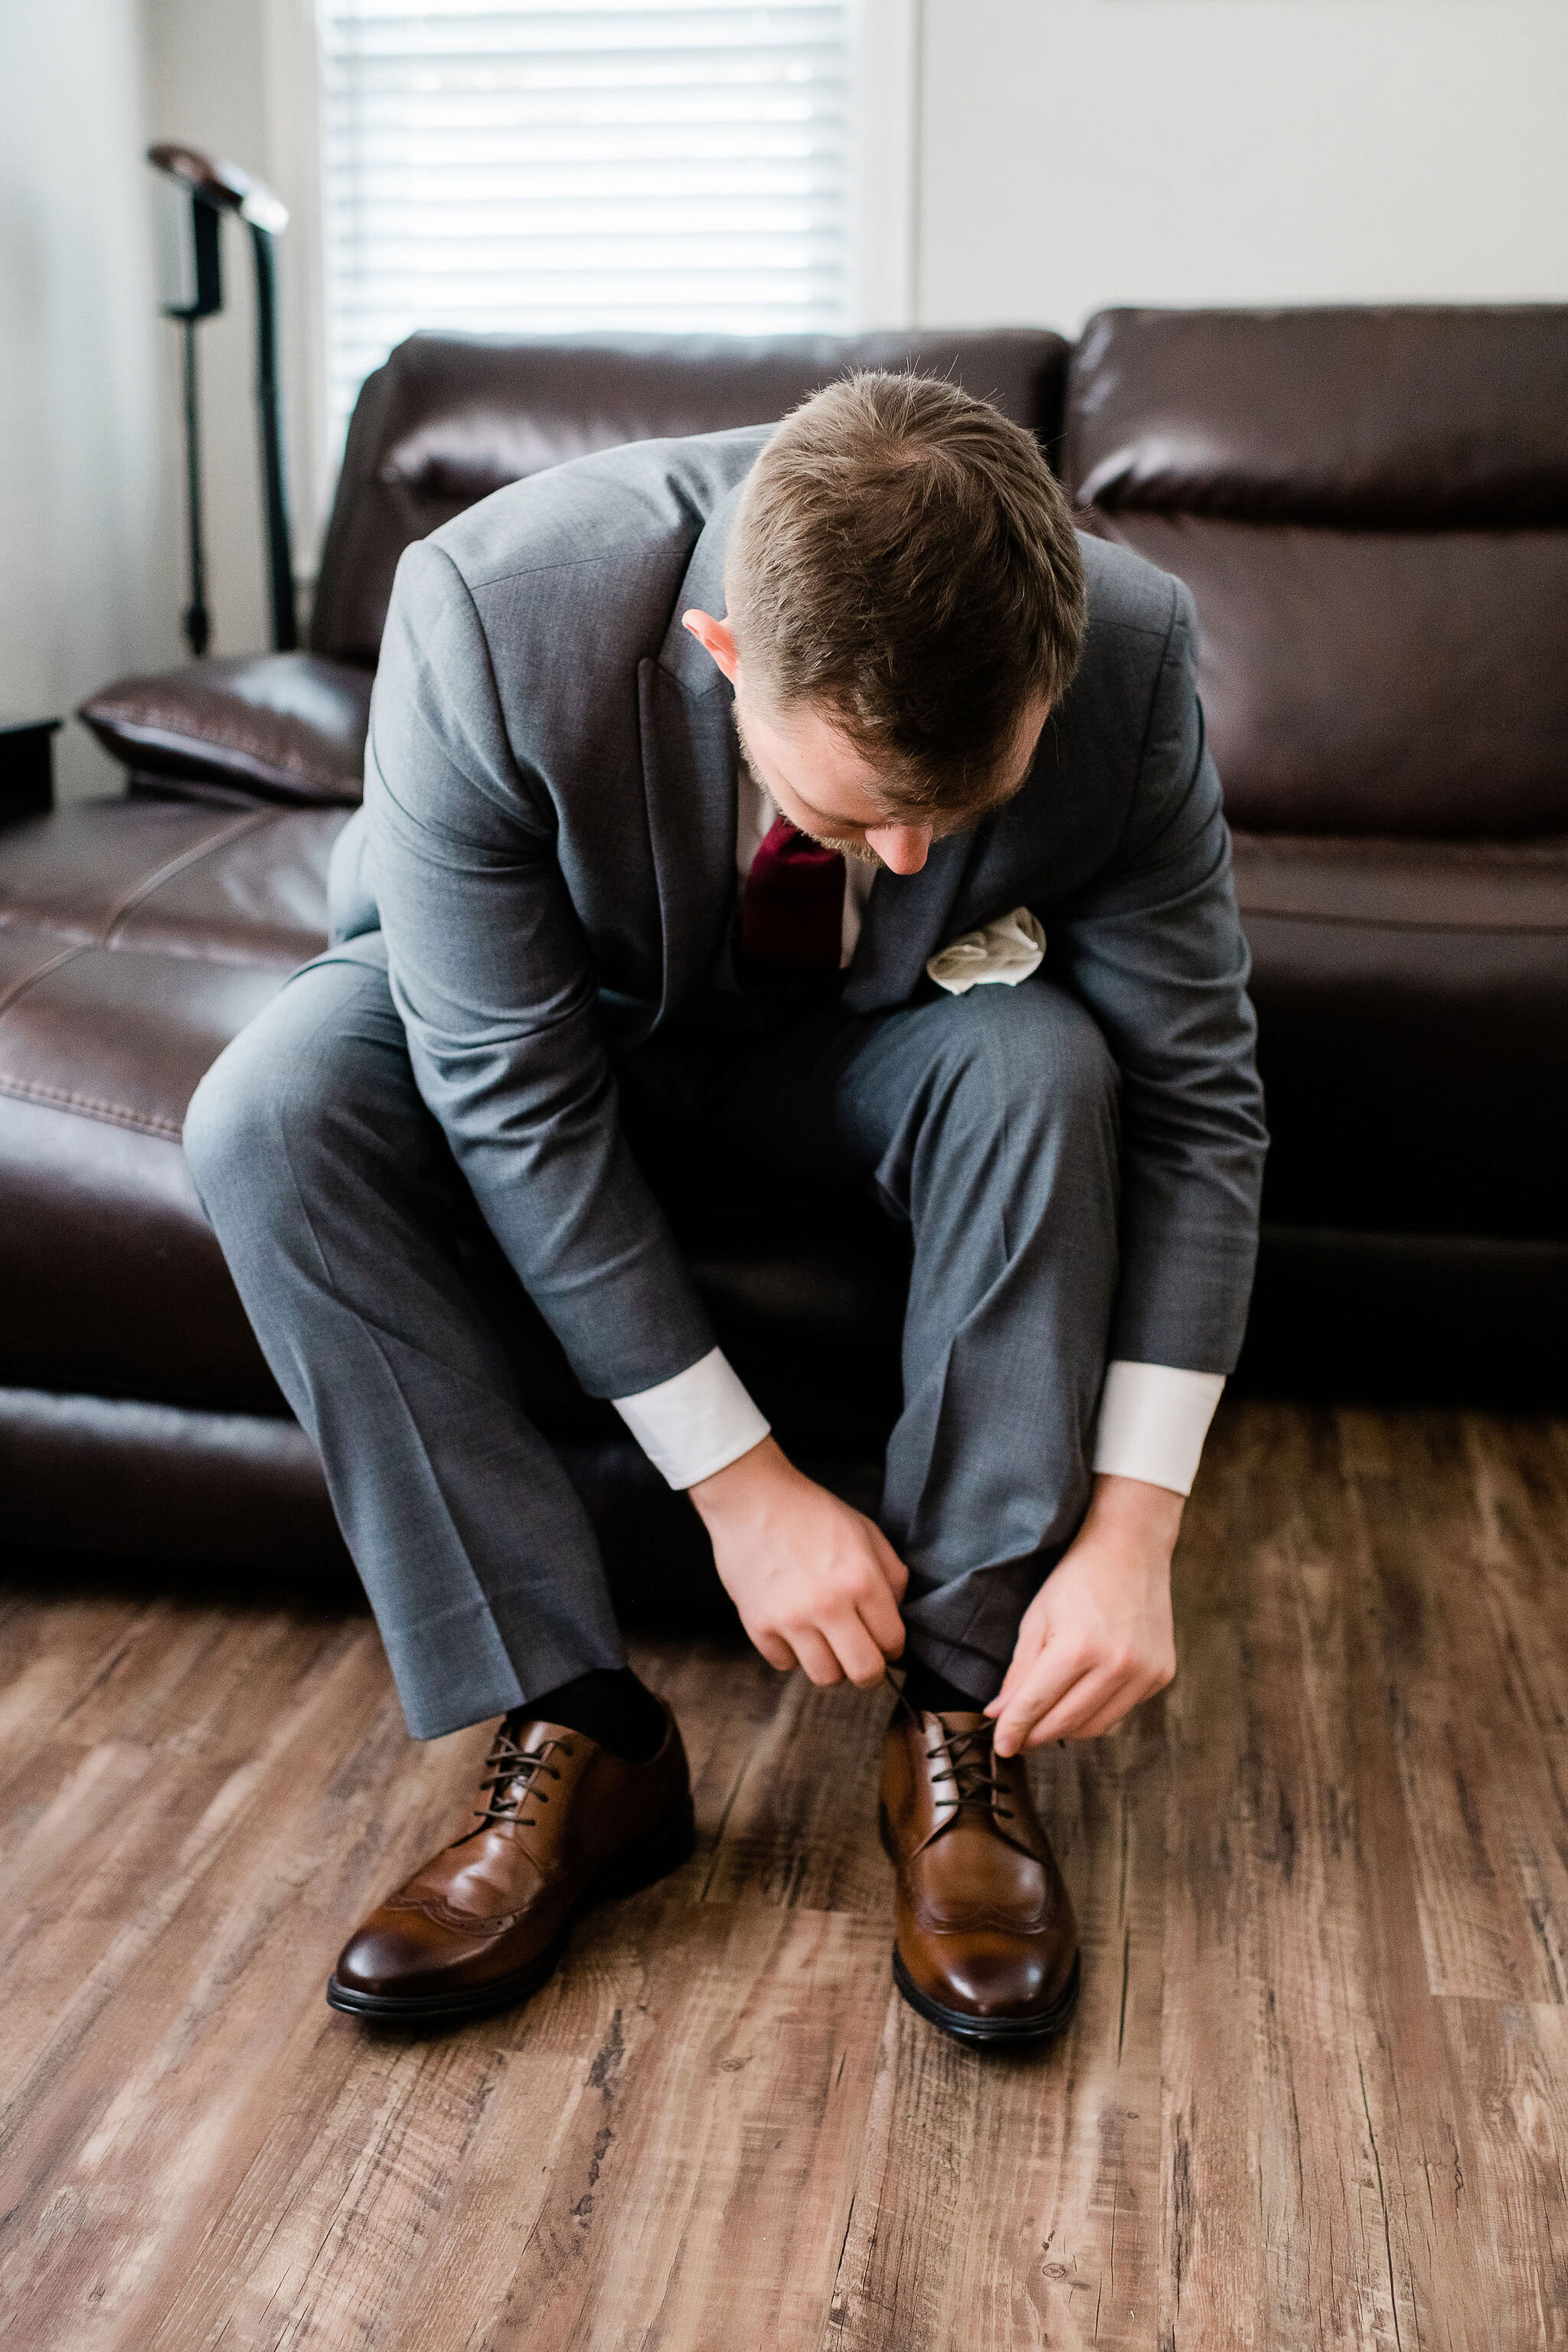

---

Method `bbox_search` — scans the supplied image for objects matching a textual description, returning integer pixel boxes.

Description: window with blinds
[317,0,856,447]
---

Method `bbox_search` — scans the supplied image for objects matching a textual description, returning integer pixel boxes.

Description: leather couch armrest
[80,652,373,808]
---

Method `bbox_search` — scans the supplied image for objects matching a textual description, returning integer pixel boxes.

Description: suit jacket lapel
[841,834,972,1014]
[638,662,735,1029]
[638,481,747,1030]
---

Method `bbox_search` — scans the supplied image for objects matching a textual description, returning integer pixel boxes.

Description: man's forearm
[1080,1469,1186,1558]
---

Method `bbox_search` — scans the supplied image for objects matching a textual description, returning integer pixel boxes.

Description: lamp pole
[248,217,296,652]
[179,312,210,656]
[148,144,298,655]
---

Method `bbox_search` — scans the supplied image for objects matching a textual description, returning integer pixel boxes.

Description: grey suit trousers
[185,937,1121,1739]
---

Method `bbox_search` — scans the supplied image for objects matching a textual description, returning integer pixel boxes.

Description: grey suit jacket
[328,426,1267,1402]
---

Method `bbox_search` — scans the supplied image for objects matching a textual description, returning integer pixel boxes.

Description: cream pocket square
[926,906,1047,996]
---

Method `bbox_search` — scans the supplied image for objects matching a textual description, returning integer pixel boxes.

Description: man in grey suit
[186,374,1266,2047]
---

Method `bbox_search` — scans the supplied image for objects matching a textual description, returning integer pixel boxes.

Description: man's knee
[188,956,425,1254]
[185,1006,302,1229]
[929,979,1119,1131]
[185,965,381,1230]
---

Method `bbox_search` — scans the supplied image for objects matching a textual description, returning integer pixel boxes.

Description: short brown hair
[724,370,1086,816]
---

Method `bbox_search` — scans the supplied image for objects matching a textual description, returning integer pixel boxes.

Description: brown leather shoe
[880,1707,1080,2047]
[326,1703,694,2022]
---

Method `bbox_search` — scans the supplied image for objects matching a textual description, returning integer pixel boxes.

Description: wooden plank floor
[2,1398,1567,2350]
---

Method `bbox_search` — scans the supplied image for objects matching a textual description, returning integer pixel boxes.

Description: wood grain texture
[1439,1998,1568,2344]
[1346,1409,1568,2003]
[2,1400,1566,2350]
[1162,1400,1465,2349]
[827,1707,1166,2350]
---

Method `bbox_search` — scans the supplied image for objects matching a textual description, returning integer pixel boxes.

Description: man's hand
[689,1436,908,1690]
[985,1474,1181,1756]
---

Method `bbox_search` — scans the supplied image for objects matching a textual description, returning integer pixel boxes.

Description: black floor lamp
[149,144,297,659]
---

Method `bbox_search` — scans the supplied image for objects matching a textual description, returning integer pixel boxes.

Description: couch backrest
[1066,306,1568,838]
[309,328,1071,668]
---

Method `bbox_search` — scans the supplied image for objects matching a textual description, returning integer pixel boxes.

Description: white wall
[915,0,1568,332]
[0,0,325,809]
[0,0,173,804]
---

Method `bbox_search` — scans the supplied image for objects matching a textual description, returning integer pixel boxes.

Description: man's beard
[812,834,883,868]
[733,713,884,868]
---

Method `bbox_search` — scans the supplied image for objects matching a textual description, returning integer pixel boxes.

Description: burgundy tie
[738,815,845,982]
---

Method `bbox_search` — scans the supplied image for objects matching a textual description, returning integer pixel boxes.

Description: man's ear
[681,608,741,687]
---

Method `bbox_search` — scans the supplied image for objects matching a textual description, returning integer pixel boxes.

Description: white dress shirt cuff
[1091,1361,1226,1498]
[611,1346,773,1491]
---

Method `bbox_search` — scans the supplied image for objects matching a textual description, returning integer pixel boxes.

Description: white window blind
[317,0,854,446]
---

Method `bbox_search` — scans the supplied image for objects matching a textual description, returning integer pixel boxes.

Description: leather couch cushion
[1242,1229,1568,1407]
[0,800,351,1408]
[0,1387,751,1631]
[80,652,372,807]
[1095,516,1568,838]
[0,798,345,963]
[0,1387,351,1574]
[1067,306,1568,839]
[671,1214,906,1455]
[464,1174,908,1459]
[311,327,1072,665]
[1066,305,1568,528]
[1233,831,1568,1236]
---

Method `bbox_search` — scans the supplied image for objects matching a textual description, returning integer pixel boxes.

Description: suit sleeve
[1051,580,1269,1375]
[364,538,719,1399]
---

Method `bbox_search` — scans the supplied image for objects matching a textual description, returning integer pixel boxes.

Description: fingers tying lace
[923,1720,1014,1821]
[882,1667,1014,1824]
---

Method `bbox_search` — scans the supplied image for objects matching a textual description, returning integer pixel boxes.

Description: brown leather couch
[2,311,1563,1584]
[1065,307,1568,1398]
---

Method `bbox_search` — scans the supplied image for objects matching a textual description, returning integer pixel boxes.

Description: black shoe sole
[892,1945,1082,2049]
[325,1792,697,2025]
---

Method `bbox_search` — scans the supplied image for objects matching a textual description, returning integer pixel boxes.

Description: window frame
[260,0,923,580]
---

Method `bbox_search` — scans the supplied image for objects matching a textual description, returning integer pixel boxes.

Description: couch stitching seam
[101,810,276,939]
[0,1069,182,1139]
[1237,905,1568,934]
[0,942,88,1019]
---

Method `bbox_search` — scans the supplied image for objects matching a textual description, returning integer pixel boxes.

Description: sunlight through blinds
[317,1,854,446]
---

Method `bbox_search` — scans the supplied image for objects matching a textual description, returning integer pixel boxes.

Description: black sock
[898,1659,992,1717]
[516,1668,666,1763]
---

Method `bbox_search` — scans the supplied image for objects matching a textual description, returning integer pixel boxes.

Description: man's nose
[866,825,933,875]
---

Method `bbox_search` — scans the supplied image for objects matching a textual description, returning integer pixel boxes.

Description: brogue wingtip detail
[325,1702,692,2025]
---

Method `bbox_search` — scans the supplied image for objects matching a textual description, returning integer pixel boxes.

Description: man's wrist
[1083,1471,1184,1561]
[688,1432,785,1527]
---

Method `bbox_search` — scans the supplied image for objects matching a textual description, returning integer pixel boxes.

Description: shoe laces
[456,1717,572,1842]
[926,1717,1014,1826]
